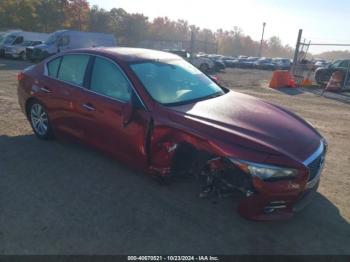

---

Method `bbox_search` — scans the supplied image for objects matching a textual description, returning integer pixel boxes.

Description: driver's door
[78,56,150,168]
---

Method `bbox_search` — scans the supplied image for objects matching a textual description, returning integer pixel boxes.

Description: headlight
[229,158,298,181]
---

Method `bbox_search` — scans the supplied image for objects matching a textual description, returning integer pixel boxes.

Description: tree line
[0,0,295,58]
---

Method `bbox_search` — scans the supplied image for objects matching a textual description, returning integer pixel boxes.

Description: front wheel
[315,71,331,86]
[29,101,53,139]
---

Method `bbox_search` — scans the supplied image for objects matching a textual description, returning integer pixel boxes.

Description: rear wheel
[29,101,53,139]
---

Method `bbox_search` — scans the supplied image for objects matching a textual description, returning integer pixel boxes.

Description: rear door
[78,56,150,167]
[41,53,91,140]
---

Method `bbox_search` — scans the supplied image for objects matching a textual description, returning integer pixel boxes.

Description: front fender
[148,125,221,176]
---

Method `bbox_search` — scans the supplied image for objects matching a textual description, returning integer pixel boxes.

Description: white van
[0,31,49,57]
[28,30,117,61]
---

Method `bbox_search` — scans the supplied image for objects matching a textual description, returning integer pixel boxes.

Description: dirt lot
[0,59,349,255]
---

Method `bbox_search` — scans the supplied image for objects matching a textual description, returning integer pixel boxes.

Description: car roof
[68,47,181,62]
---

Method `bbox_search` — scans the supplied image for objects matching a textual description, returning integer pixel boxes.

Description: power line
[300,43,350,46]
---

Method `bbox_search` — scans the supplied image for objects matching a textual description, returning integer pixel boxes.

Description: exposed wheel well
[170,142,213,177]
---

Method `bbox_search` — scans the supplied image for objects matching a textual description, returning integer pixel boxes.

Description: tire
[315,71,331,86]
[28,101,53,139]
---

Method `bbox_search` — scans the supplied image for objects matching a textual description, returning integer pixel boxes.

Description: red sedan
[17,48,327,221]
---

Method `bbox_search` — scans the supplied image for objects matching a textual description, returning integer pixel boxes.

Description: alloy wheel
[30,103,49,136]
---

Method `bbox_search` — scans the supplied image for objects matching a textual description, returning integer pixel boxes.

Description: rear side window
[58,54,90,86]
[47,57,61,77]
[90,57,131,102]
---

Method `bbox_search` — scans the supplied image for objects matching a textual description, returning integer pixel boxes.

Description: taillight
[17,72,25,82]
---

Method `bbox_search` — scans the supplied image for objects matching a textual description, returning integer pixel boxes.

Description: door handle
[40,87,51,93]
[82,103,96,111]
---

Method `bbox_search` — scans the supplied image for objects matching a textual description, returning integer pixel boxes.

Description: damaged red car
[17,48,327,221]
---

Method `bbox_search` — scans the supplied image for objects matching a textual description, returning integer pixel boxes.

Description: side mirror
[122,92,139,127]
[122,99,133,127]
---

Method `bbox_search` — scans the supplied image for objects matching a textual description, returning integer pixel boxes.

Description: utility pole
[292,29,303,75]
[258,22,266,57]
[190,30,195,62]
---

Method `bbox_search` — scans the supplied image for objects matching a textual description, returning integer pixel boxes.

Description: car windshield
[3,35,17,44]
[130,59,225,105]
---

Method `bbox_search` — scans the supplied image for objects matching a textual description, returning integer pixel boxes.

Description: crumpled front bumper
[238,174,321,221]
[237,140,326,221]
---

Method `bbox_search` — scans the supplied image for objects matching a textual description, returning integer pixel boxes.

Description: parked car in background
[222,56,237,68]
[28,30,116,61]
[0,31,48,57]
[5,40,42,60]
[165,49,215,74]
[314,59,350,85]
[235,58,248,68]
[273,58,292,70]
[313,60,329,71]
[212,59,226,72]
[255,58,276,70]
[17,47,327,221]
[204,54,226,72]
[240,57,259,68]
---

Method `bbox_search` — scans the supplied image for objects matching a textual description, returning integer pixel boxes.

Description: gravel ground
[0,59,349,255]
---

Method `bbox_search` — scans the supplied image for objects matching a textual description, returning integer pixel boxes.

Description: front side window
[47,57,61,77]
[130,59,224,105]
[58,54,90,86]
[13,36,23,45]
[58,35,69,46]
[90,57,131,102]
[330,60,341,68]
[340,60,350,69]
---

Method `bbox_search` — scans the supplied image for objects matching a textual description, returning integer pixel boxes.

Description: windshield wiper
[163,91,225,107]
[206,91,224,99]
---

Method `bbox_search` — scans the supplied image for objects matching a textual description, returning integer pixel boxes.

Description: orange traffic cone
[301,78,313,87]
[269,70,289,88]
[287,73,296,88]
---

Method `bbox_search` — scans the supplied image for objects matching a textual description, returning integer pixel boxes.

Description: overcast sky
[89,0,350,53]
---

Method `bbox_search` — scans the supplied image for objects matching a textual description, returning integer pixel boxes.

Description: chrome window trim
[43,52,147,110]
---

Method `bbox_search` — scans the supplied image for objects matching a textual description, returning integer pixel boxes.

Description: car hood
[166,91,321,163]
[33,43,49,50]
